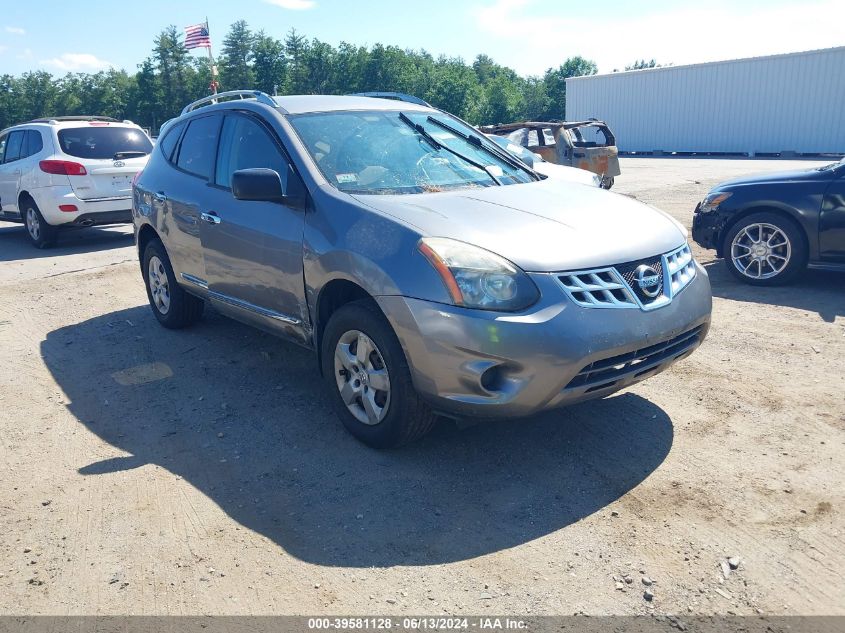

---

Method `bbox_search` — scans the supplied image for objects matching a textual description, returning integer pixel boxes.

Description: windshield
[58,126,153,160]
[289,110,535,195]
[487,135,546,164]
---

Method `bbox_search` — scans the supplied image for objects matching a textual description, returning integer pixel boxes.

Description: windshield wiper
[425,116,539,180]
[398,112,503,185]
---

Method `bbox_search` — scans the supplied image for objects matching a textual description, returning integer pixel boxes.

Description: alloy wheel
[333,330,391,426]
[26,208,40,241]
[147,255,171,314]
[730,222,791,280]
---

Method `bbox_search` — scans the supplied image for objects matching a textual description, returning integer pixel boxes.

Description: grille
[557,268,637,308]
[565,325,704,392]
[665,243,696,295]
[616,257,665,305]
[555,242,697,311]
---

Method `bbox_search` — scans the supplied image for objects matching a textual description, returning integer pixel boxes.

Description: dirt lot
[0,158,842,616]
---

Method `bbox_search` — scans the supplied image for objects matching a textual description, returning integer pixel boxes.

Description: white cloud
[473,0,845,75]
[40,53,113,71]
[0,45,7,55]
[5,26,25,35]
[17,48,33,60]
[263,0,316,9]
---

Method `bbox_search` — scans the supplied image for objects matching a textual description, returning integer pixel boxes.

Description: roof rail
[181,90,277,115]
[351,92,431,107]
[28,115,119,124]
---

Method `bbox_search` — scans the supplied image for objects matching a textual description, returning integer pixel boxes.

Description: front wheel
[23,200,57,248]
[723,212,806,285]
[600,176,614,189]
[321,300,437,448]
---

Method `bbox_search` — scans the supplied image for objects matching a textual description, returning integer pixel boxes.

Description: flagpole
[206,17,218,96]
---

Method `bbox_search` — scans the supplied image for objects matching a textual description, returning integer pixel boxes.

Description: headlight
[699,191,732,213]
[418,237,540,311]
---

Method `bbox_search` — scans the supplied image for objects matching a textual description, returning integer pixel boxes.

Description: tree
[625,59,662,71]
[253,32,287,94]
[1,19,600,132]
[483,74,524,125]
[284,28,311,93]
[543,56,597,119]
[153,26,194,122]
[219,20,255,90]
[16,71,57,120]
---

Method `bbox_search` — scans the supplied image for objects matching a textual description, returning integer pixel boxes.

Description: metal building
[565,47,845,156]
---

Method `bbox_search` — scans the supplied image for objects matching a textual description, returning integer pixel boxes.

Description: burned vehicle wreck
[481,120,620,189]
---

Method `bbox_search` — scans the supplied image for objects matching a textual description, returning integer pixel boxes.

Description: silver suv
[133,90,712,448]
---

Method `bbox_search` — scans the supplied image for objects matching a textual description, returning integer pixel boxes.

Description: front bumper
[691,204,726,253]
[29,186,133,226]
[377,264,712,419]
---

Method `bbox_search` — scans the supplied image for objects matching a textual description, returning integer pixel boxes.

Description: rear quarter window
[58,126,153,160]
[158,120,186,163]
[24,130,44,157]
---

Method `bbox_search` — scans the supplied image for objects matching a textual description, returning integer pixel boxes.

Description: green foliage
[625,59,660,71]
[219,20,255,90]
[0,21,599,133]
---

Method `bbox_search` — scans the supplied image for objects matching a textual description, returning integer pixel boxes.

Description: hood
[534,161,599,186]
[717,166,835,189]
[353,178,686,272]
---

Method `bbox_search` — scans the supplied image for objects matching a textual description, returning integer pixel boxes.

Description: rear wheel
[23,200,57,249]
[723,212,806,285]
[600,176,614,189]
[321,300,437,448]
[142,239,204,328]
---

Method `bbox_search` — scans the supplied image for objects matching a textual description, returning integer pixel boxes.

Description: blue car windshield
[289,110,535,195]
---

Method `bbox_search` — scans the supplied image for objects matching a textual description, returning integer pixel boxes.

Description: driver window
[0,134,6,163]
[215,115,289,190]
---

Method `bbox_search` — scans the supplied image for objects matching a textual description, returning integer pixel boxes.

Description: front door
[200,112,309,343]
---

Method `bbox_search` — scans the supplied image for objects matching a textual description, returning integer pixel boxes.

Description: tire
[22,199,58,249]
[600,176,614,190]
[722,211,806,286]
[141,239,204,329]
[321,300,437,448]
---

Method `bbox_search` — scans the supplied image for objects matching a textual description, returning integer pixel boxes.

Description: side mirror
[232,167,306,209]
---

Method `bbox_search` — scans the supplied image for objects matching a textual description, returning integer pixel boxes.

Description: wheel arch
[717,204,809,259]
[136,223,161,272]
[313,278,379,375]
[18,190,35,211]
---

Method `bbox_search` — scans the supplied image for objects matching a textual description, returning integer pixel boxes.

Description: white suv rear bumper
[29,186,133,226]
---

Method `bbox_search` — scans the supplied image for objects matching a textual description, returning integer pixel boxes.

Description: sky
[0,0,843,77]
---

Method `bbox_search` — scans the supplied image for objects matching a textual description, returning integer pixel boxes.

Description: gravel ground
[0,158,842,616]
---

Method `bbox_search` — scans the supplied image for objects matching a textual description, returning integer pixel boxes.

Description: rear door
[199,111,308,343]
[55,123,152,200]
[157,114,222,290]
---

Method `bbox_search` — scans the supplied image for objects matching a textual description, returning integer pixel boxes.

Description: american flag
[184,23,211,49]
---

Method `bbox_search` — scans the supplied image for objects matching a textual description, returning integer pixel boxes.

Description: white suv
[0,116,152,248]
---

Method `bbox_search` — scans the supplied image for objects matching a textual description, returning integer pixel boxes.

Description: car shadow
[703,260,845,322]
[0,222,133,262]
[41,305,674,568]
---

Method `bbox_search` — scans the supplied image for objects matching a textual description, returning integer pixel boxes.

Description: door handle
[200,211,221,225]
[153,191,167,202]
